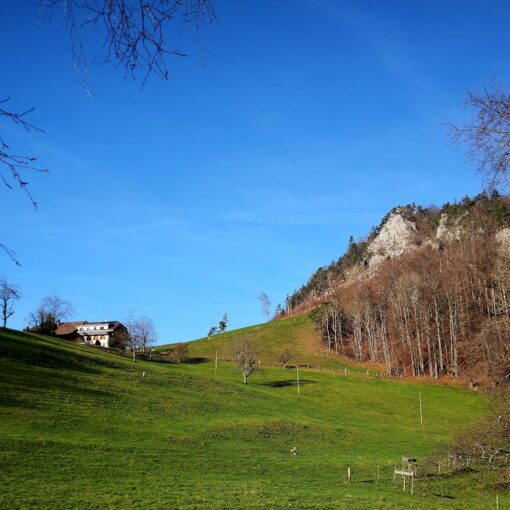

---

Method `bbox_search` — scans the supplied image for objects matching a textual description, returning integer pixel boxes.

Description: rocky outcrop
[367,211,418,267]
[496,228,510,255]
[436,213,465,242]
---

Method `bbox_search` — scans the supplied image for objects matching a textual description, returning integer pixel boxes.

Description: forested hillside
[286,193,510,383]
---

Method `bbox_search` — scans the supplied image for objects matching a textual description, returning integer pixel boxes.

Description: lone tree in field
[134,316,157,353]
[0,276,21,328]
[258,292,271,321]
[230,338,257,384]
[449,82,510,191]
[125,328,142,361]
[28,295,74,334]
[126,314,157,361]
[278,348,294,369]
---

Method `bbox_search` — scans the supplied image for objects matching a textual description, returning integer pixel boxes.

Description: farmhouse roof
[79,321,125,328]
[54,321,86,336]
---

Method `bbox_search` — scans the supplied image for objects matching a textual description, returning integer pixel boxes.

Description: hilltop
[0,326,500,509]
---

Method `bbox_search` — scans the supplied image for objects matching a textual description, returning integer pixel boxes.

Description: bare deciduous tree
[278,348,294,369]
[126,314,157,361]
[125,326,142,361]
[0,276,21,328]
[258,292,271,322]
[168,343,189,363]
[28,295,74,334]
[230,337,257,384]
[448,83,510,191]
[448,389,510,470]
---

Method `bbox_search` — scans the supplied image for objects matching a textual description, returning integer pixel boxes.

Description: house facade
[76,321,128,348]
[51,320,127,348]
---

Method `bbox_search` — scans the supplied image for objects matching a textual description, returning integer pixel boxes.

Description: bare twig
[0,243,21,266]
[447,82,510,191]
[38,0,217,88]
[0,97,48,209]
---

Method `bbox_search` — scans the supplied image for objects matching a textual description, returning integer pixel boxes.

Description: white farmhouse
[76,321,127,348]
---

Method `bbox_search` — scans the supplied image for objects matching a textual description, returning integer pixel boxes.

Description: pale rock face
[367,212,418,267]
[496,228,510,255]
[436,213,465,242]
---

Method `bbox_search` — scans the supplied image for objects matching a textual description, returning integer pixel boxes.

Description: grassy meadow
[0,319,501,509]
[158,315,360,372]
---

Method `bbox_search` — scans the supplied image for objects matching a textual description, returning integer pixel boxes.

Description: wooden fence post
[347,467,351,482]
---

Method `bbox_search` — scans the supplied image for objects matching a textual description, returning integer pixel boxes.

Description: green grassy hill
[0,325,500,509]
[158,315,356,371]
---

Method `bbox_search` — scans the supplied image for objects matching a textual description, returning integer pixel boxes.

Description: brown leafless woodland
[310,228,510,384]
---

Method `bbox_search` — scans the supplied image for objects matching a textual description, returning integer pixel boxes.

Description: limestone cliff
[366,210,418,267]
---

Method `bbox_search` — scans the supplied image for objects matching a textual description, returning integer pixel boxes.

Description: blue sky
[2,0,510,343]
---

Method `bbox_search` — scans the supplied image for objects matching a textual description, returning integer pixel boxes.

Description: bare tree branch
[447,82,510,191]
[3,1,216,264]
[38,0,217,88]
[0,98,48,210]
[0,243,21,267]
